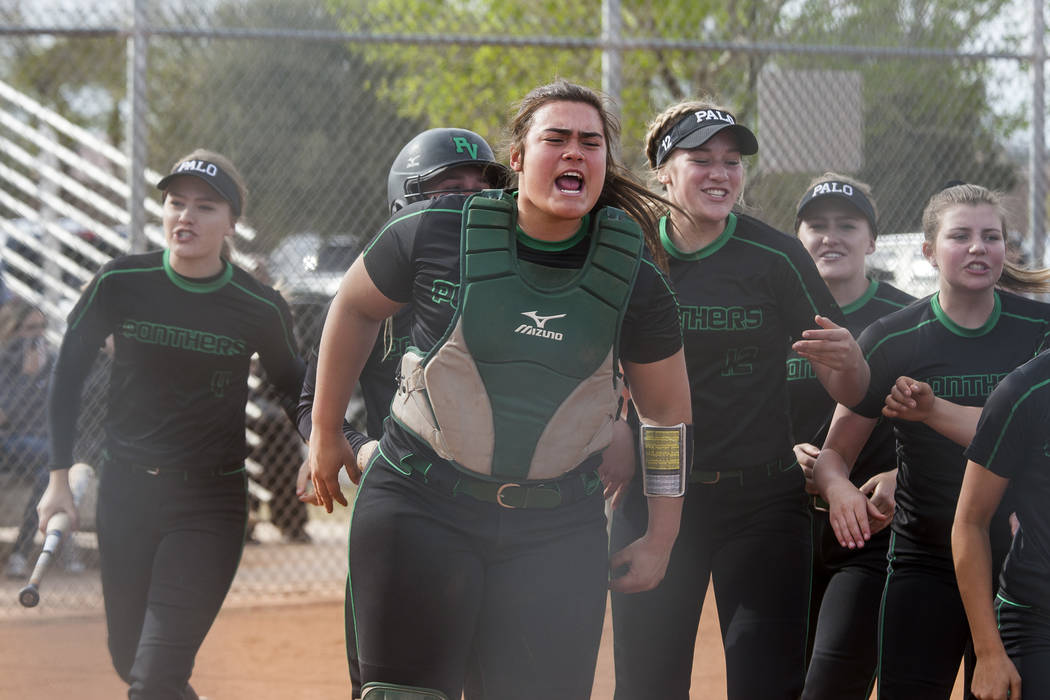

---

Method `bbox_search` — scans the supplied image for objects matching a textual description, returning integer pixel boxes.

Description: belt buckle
[145,467,161,476]
[698,471,720,484]
[496,482,522,509]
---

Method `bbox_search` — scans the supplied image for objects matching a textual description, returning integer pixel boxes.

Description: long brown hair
[922,183,1050,294]
[506,80,672,271]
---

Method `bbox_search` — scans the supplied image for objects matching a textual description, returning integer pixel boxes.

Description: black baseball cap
[796,180,878,237]
[157,159,242,217]
[653,108,758,167]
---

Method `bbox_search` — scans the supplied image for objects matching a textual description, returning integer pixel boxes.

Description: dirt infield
[0,585,966,700]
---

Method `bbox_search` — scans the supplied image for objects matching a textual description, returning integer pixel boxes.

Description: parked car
[268,233,362,300]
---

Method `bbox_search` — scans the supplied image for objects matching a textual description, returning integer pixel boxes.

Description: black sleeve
[254,288,307,426]
[49,271,116,470]
[965,360,1036,478]
[619,257,683,364]
[296,350,374,454]
[851,318,895,418]
[362,201,429,303]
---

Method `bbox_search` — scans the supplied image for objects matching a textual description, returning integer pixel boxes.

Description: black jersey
[965,350,1050,610]
[660,212,844,471]
[296,307,409,451]
[853,290,1050,549]
[787,279,914,485]
[49,250,305,473]
[363,193,682,462]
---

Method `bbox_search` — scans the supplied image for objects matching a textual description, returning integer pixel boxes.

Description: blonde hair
[922,183,1050,294]
[645,98,748,205]
[794,172,879,237]
[507,79,673,271]
[166,148,248,261]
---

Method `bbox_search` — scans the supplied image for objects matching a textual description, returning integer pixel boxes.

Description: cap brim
[156,172,240,215]
[674,124,758,156]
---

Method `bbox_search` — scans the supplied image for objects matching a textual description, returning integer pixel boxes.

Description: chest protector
[389,190,644,480]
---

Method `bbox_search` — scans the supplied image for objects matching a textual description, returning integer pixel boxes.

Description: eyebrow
[542,127,604,140]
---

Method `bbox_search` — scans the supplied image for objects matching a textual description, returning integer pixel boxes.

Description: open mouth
[174,230,196,242]
[703,188,729,200]
[556,171,583,193]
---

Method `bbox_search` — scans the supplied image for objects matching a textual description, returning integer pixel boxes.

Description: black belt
[690,456,798,486]
[393,453,602,509]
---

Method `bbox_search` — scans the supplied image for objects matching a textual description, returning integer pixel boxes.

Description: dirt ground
[0,585,965,700]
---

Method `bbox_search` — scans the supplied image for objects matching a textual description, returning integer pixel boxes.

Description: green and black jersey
[49,249,305,473]
[787,278,914,486]
[362,193,683,463]
[661,212,844,471]
[966,350,1050,610]
[853,290,1050,550]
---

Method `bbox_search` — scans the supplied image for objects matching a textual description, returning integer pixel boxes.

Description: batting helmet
[386,128,508,212]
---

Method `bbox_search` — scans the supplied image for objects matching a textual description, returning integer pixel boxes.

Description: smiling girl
[610,103,869,700]
[305,80,692,700]
[788,174,915,699]
[37,149,306,700]
[813,183,1050,699]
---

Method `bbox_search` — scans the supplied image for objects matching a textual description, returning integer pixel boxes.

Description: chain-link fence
[0,0,1045,617]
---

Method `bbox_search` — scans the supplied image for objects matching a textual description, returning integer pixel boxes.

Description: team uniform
[49,249,305,700]
[297,311,408,699]
[848,290,1050,699]
[611,212,845,700]
[788,279,914,699]
[347,192,681,700]
[964,350,1050,695]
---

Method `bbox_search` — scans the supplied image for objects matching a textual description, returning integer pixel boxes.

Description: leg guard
[361,682,449,700]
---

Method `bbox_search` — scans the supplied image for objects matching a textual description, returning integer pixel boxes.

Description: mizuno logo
[521,310,566,329]
[516,310,566,341]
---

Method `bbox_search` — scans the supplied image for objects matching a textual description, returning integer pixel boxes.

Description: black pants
[877,531,970,700]
[97,460,247,700]
[348,459,609,700]
[998,595,1050,697]
[610,464,811,700]
[803,515,889,700]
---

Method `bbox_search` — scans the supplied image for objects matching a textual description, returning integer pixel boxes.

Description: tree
[1,0,421,248]
[328,0,1023,233]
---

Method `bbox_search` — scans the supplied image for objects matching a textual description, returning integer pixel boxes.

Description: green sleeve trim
[863,317,939,361]
[162,249,234,292]
[737,232,821,315]
[930,291,1001,337]
[982,376,1050,471]
[660,212,737,261]
[362,207,464,257]
[641,256,683,342]
[229,281,300,358]
[841,278,880,314]
[69,262,165,332]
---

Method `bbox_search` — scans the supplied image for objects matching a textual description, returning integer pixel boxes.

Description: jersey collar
[163,249,234,293]
[516,213,591,251]
[930,290,1001,337]
[660,213,736,261]
[841,278,879,315]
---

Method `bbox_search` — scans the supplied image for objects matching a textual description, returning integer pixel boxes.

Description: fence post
[602,0,622,159]
[1030,0,1046,266]
[125,0,148,254]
